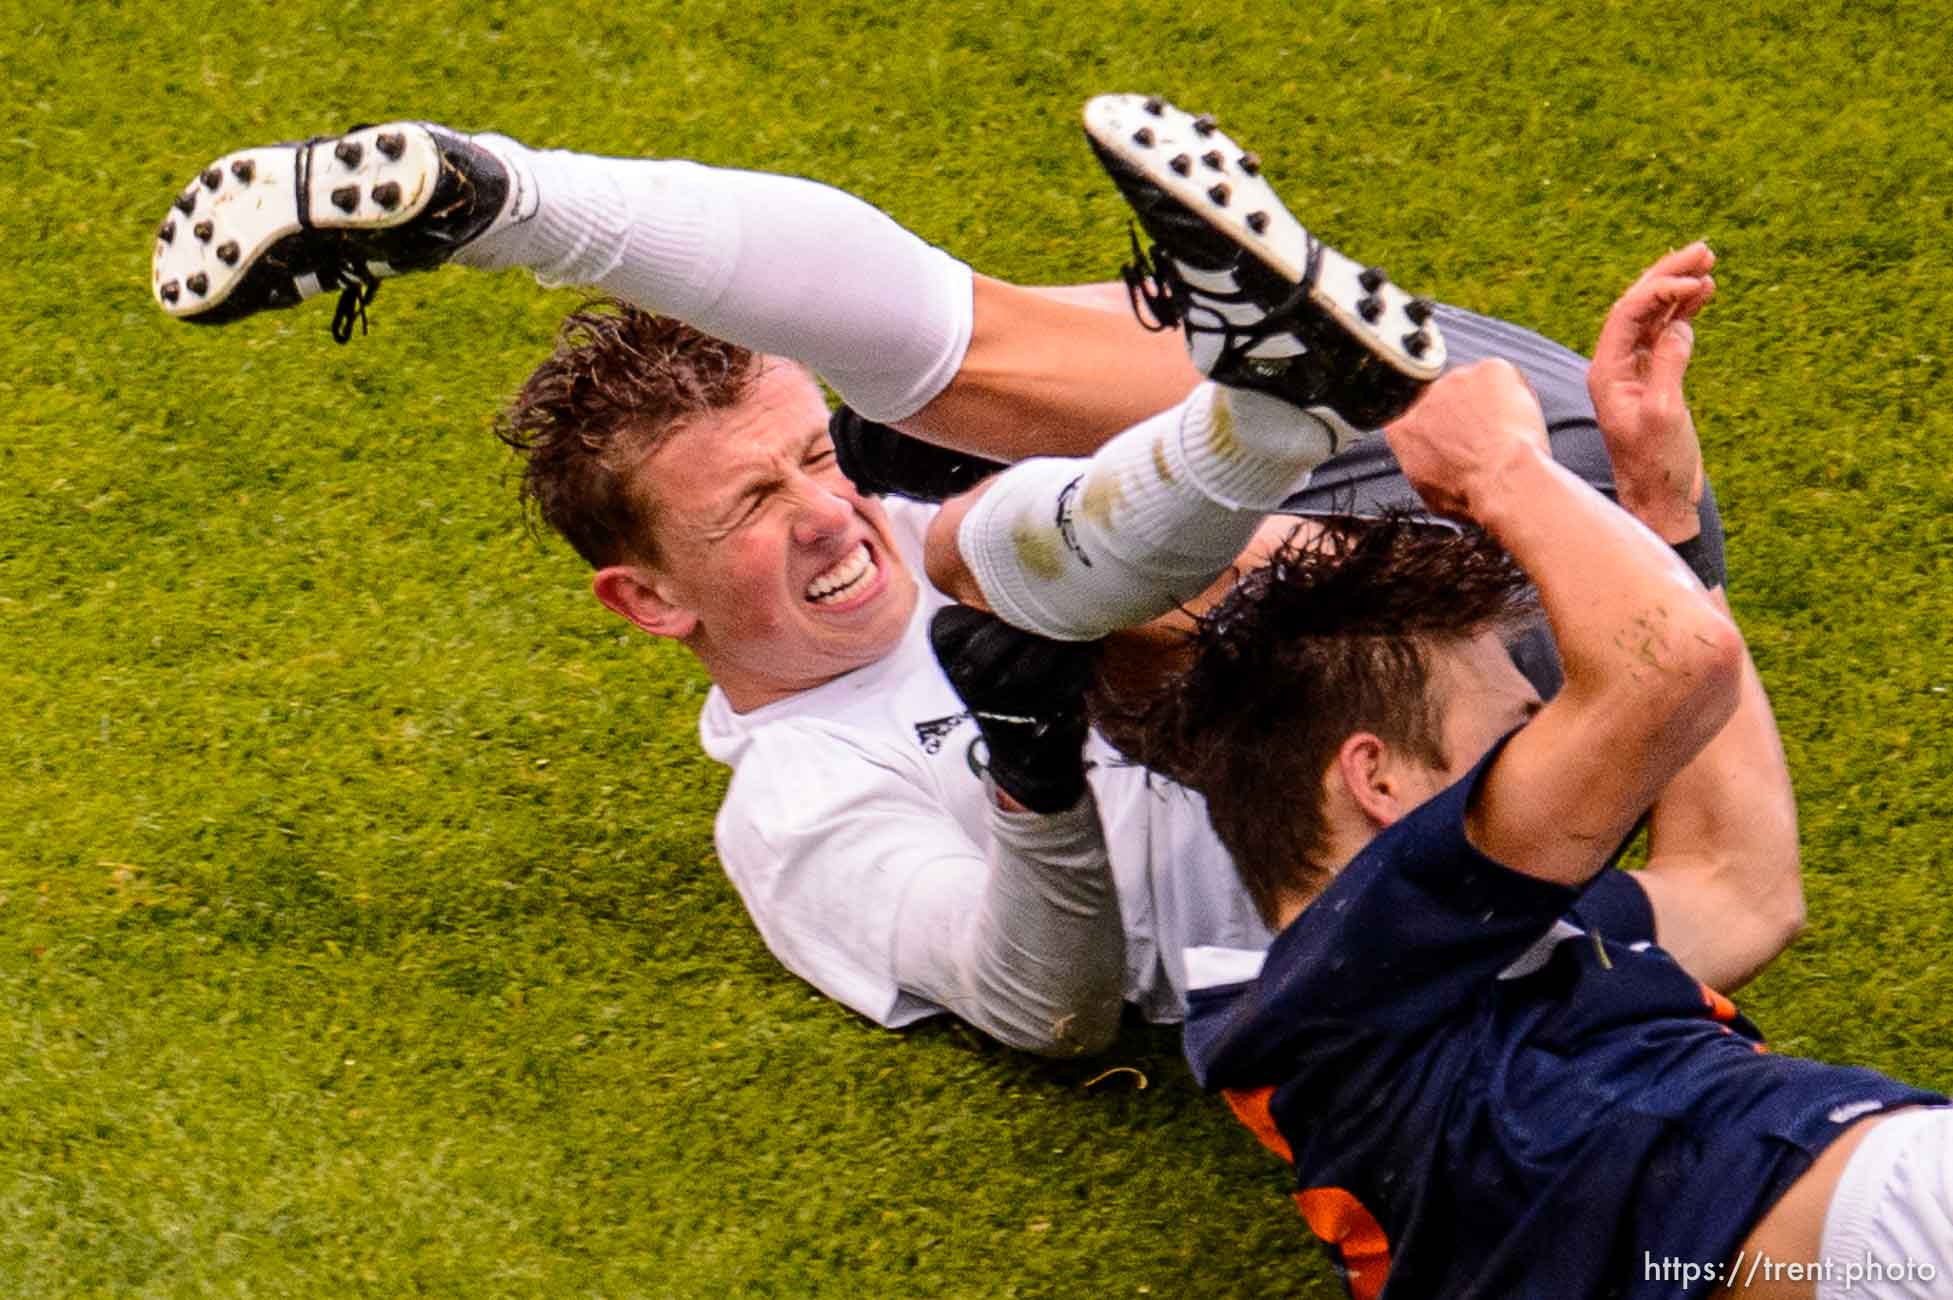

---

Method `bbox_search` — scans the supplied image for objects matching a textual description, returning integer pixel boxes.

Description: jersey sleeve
[1257,736,1582,1033]
[1566,867,1658,945]
[713,723,984,1028]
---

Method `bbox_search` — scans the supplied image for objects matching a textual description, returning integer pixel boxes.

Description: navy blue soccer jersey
[1183,741,1943,1299]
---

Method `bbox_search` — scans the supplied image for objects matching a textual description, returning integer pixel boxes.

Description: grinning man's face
[609,359,918,711]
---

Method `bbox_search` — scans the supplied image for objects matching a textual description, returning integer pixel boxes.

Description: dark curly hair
[1120,514,1537,924]
[495,300,760,569]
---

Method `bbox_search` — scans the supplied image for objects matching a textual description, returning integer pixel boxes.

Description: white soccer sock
[454,137,974,424]
[957,384,1342,641]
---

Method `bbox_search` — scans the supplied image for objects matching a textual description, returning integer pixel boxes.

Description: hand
[1382,359,1551,526]
[1588,243,1715,542]
[929,606,1097,814]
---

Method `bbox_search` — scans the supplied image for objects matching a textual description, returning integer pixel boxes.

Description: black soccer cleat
[149,123,525,343]
[1082,94,1443,433]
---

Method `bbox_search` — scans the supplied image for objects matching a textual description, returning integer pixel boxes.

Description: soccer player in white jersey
[147,97,1781,1058]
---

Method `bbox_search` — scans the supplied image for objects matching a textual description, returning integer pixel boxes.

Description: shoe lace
[1119,226,1180,332]
[326,258,382,345]
[1118,224,1329,380]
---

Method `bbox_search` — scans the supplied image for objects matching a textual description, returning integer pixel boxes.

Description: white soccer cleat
[150,123,528,342]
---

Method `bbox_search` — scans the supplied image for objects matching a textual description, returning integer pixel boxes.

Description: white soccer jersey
[698,498,1271,1028]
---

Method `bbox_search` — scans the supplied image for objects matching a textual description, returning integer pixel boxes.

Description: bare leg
[899,277,1200,459]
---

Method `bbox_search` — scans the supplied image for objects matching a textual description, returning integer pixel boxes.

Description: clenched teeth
[807,542,875,604]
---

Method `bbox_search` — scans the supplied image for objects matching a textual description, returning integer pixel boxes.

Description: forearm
[1596,333,1796,988]
[1459,441,1744,882]
[891,793,1125,1056]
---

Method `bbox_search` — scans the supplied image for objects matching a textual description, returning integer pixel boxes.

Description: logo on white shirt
[913,713,970,754]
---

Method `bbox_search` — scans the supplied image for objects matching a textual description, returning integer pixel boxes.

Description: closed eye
[713,486,771,532]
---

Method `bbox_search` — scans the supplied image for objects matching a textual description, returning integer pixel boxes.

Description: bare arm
[1385,360,1745,888]
[1585,244,1802,990]
[1633,598,1801,990]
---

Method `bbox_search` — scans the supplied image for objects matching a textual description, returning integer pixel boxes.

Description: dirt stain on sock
[1151,434,1177,485]
[1012,520,1065,582]
[1203,389,1242,462]
[1081,470,1127,530]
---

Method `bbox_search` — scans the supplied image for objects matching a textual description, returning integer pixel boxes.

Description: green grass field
[4,0,1951,1294]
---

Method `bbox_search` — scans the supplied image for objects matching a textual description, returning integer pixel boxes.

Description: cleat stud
[1143,96,1165,116]
[158,220,175,243]
[174,191,196,216]
[201,166,223,190]
[371,181,401,209]
[1169,153,1191,176]
[334,140,364,168]
[330,185,360,213]
[1238,151,1261,175]
[1132,127,1155,147]
[1405,297,1434,326]
[160,281,180,303]
[1404,330,1431,358]
[1359,266,1387,293]
[1246,211,1269,234]
[1192,112,1218,136]
[1358,294,1383,323]
[1202,149,1224,170]
[186,272,209,295]
[230,158,255,183]
[375,131,406,159]
[1208,182,1231,206]
[193,220,213,242]
[216,240,240,265]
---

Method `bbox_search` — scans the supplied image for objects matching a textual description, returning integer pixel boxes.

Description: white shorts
[1816,1106,1953,1300]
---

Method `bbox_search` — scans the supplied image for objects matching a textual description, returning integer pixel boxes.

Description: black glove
[830,406,1006,503]
[929,606,1097,814]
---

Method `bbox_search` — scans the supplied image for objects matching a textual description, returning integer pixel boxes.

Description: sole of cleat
[151,124,440,319]
[1082,94,1445,383]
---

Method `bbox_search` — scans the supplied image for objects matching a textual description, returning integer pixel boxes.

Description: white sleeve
[715,725,1124,1054]
[893,789,1125,1056]
[714,727,971,1027]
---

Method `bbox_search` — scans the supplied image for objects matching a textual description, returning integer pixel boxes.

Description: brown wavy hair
[496,300,759,568]
[1117,515,1536,924]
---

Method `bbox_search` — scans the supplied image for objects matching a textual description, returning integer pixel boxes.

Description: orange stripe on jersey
[1222,1086,1294,1163]
[1222,1089,1393,1299]
[1700,983,1739,1024]
[1297,1188,1393,1300]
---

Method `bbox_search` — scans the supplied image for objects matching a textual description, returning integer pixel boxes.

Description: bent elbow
[1765,872,1808,955]
[1717,852,1806,993]
[1717,888,1807,994]
[1673,610,1746,740]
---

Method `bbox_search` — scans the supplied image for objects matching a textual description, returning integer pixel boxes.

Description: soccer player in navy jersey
[1111,252,1952,1296]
